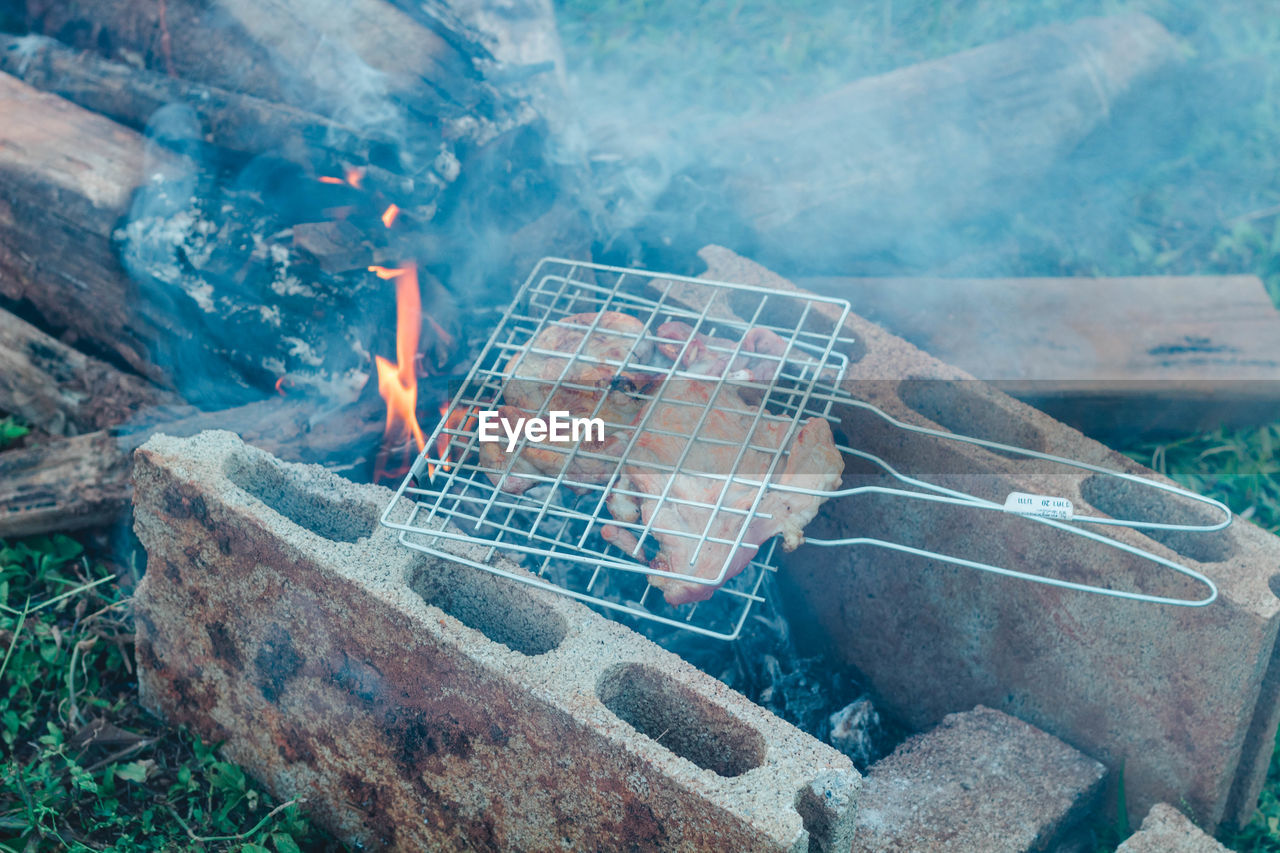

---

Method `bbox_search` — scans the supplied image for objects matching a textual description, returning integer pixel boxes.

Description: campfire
[2,2,1280,851]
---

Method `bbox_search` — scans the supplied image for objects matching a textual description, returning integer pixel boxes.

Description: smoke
[107,1,1280,413]
[549,1,1270,286]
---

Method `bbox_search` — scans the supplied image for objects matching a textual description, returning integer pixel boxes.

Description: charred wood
[0,34,395,166]
[0,71,165,382]
[0,304,178,436]
[0,394,385,539]
[20,0,525,153]
[389,0,567,108]
[0,430,136,537]
[0,71,401,409]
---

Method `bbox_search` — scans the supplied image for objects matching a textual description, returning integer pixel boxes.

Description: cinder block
[130,430,858,852]
[850,706,1106,852]
[698,245,1280,831]
[1116,803,1229,853]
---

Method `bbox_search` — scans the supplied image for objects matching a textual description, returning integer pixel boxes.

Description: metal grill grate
[381,258,1227,640]
[380,258,857,639]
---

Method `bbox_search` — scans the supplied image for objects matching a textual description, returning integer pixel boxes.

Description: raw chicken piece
[655,321,796,381]
[601,379,844,605]
[481,311,657,493]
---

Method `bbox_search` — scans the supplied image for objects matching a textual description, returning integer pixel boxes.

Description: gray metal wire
[380,258,1226,640]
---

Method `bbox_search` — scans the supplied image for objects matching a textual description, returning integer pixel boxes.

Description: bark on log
[21,0,518,145]
[0,394,385,539]
[690,14,1183,271]
[0,34,391,165]
[0,431,136,536]
[0,303,177,436]
[0,71,165,381]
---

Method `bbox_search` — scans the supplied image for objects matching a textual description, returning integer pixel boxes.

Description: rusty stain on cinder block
[131,429,859,852]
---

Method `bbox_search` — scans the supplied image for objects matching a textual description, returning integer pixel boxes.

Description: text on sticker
[1003,491,1074,520]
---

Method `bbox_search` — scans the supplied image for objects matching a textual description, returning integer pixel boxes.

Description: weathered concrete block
[850,706,1106,853]
[1116,803,1229,853]
[698,245,1280,831]
[130,430,858,852]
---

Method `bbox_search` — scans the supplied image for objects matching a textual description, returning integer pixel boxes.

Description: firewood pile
[0,0,579,539]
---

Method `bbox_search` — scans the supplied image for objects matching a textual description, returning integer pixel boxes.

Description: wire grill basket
[380,258,858,639]
[381,258,1227,641]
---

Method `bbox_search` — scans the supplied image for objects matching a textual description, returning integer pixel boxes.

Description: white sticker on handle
[1003,492,1074,520]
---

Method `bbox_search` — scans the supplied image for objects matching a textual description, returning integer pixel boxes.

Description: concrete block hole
[225,452,376,543]
[898,377,1047,459]
[410,563,568,656]
[597,662,766,778]
[1079,473,1236,564]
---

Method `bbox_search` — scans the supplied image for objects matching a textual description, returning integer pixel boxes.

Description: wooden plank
[797,274,1280,439]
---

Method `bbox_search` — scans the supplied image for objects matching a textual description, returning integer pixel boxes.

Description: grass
[556,0,1280,302]
[0,532,338,851]
[0,418,28,449]
[0,418,336,849]
[1119,423,1280,849]
[1128,423,1280,537]
[1230,744,1280,853]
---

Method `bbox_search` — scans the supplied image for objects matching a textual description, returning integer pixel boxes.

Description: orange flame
[368,265,408,280]
[429,404,476,479]
[318,167,365,188]
[381,203,401,228]
[373,263,426,481]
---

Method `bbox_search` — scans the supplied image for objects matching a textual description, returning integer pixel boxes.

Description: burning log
[0,71,164,382]
[0,304,178,436]
[0,34,392,165]
[0,70,415,410]
[0,394,385,539]
[685,14,1183,271]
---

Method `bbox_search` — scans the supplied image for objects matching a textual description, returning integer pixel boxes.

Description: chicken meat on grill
[655,321,794,381]
[600,379,844,605]
[480,311,657,493]
[481,310,845,605]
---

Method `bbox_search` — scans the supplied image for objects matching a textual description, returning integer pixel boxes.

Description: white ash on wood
[0,69,436,410]
[113,154,397,408]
